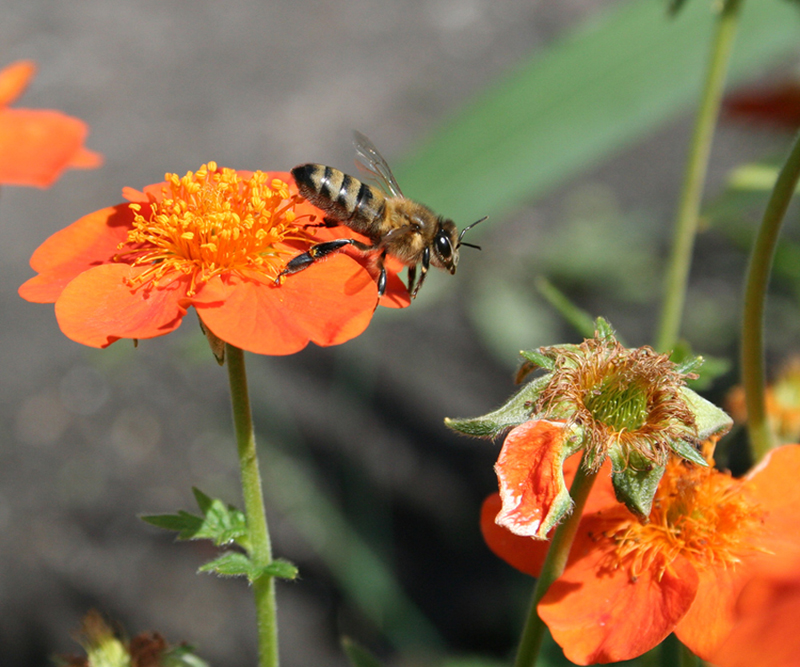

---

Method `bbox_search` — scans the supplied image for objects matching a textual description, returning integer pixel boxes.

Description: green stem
[741,131,800,461]
[226,343,278,667]
[513,454,599,667]
[655,0,744,353]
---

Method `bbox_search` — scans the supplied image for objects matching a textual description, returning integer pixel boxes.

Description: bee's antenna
[457,216,488,250]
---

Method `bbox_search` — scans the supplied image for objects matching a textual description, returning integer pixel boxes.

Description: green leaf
[680,387,734,441]
[140,487,247,547]
[162,646,210,667]
[395,0,800,226]
[341,637,385,667]
[445,374,550,438]
[198,552,298,581]
[609,450,666,521]
[198,551,252,578]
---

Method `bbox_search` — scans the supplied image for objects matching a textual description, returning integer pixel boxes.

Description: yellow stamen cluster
[120,163,304,295]
[610,454,765,581]
[537,337,697,470]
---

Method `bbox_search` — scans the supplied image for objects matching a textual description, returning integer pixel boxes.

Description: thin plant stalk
[656,0,744,353]
[226,343,279,667]
[741,131,800,461]
[513,454,598,667]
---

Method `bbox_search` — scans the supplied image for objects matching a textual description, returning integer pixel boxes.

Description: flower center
[120,163,305,294]
[610,457,765,580]
[584,375,649,433]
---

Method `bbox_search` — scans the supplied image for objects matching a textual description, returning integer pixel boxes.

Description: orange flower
[19,164,409,355]
[711,553,800,667]
[0,60,102,187]
[482,441,800,664]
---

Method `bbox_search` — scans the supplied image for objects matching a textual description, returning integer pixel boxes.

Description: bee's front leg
[410,246,430,298]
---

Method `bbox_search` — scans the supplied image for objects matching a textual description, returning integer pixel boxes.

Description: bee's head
[432,216,487,274]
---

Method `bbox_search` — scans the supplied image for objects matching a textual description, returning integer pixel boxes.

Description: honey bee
[276,131,485,299]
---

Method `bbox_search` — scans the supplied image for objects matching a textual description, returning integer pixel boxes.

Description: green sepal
[670,340,731,390]
[681,387,733,441]
[519,349,555,371]
[670,438,708,467]
[609,449,666,521]
[199,552,298,582]
[341,637,385,667]
[594,317,616,342]
[162,644,210,667]
[140,487,248,548]
[445,374,550,438]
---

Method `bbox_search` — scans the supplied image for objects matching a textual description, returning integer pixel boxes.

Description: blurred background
[3,0,800,665]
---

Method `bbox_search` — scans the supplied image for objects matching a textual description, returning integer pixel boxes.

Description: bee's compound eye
[435,232,453,259]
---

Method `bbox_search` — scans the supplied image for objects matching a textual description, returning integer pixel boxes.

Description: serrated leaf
[342,637,385,667]
[141,489,247,547]
[199,552,299,582]
[199,551,253,577]
[445,374,550,438]
[680,387,734,441]
[140,511,205,539]
[609,450,666,521]
[594,317,615,341]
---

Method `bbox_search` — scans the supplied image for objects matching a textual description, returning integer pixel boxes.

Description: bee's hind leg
[276,238,373,284]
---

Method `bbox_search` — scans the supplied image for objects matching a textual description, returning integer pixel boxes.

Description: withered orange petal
[495,420,572,539]
[55,264,189,347]
[19,203,134,303]
[711,555,800,667]
[0,108,100,187]
[539,532,699,665]
[480,493,548,576]
[0,60,35,107]
[193,255,378,355]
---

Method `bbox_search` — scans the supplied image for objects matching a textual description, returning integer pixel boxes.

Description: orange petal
[539,531,699,665]
[674,564,741,660]
[54,264,189,347]
[711,554,800,667]
[494,420,573,539]
[193,255,378,355]
[480,493,549,576]
[0,108,102,187]
[0,60,35,107]
[19,203,134,303]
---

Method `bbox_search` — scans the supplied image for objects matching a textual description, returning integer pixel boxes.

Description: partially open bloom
[447,320,730,536]
[0,60,102,187]
[19,164,409,355]
[481,444,800,664]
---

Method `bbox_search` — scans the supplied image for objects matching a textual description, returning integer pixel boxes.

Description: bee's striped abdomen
[292,164,385,235]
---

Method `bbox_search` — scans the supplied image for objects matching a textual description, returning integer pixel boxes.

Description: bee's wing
[353,131,404,198]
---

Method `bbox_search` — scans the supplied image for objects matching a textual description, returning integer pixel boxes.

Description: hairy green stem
[741,131,800,461]
[226,344,278,667]
[513,455,598,667]
[656,0,744,353]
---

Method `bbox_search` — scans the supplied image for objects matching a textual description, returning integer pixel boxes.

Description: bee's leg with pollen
[275,238,374,283]
[410,246,430,299]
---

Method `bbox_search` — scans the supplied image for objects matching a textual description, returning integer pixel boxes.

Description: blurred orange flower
[0,60,102,187]
[19,164,409,355]
[481,444,800,664]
